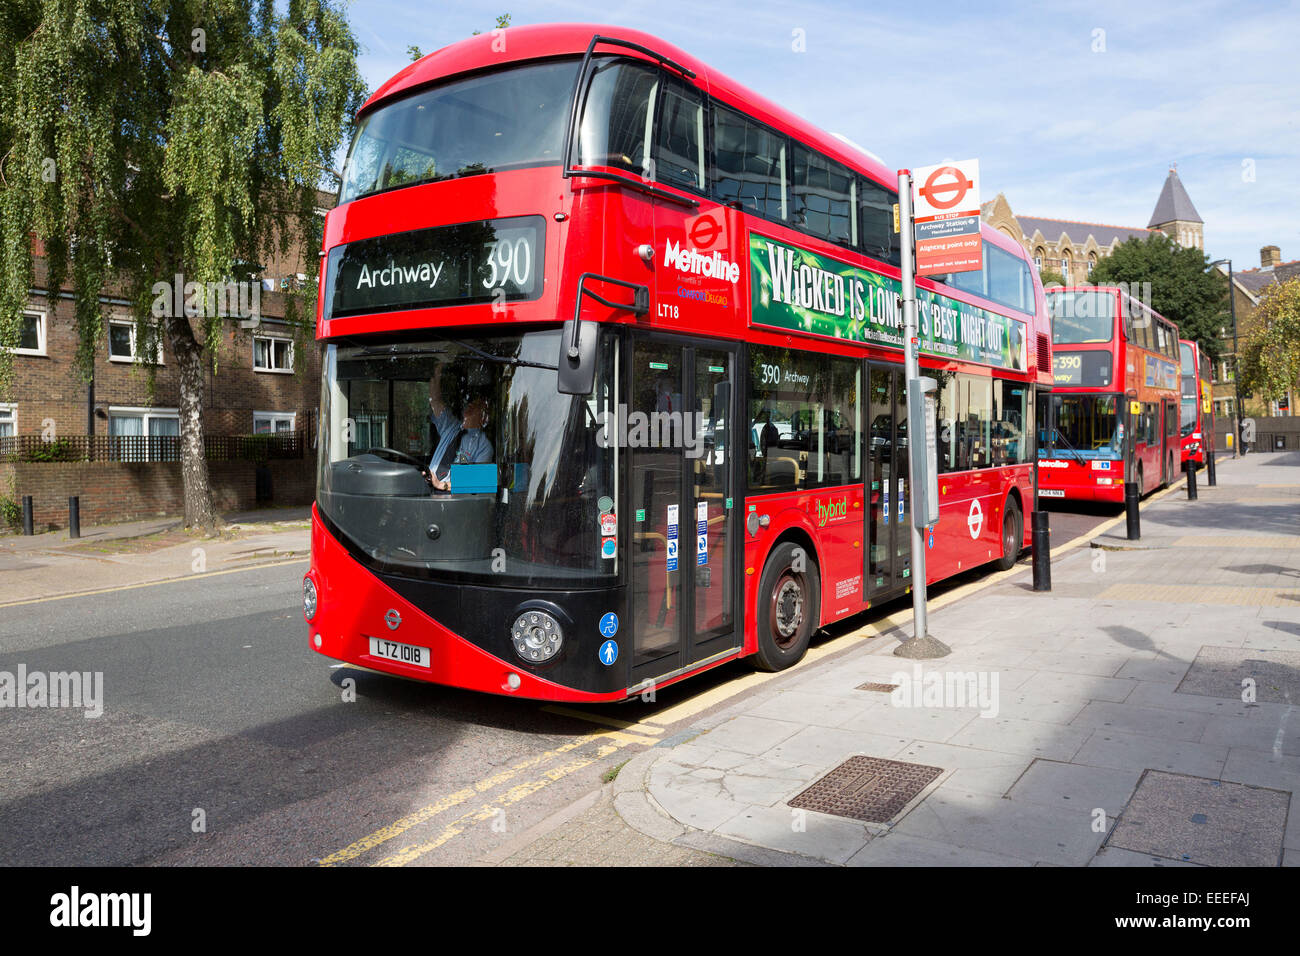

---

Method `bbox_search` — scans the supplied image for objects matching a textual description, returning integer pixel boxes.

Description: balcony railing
[0,431,306,464]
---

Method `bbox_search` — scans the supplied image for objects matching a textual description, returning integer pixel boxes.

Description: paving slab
[888,786,1106,866]
[1107,770,1289,867]
[1177,646,1300,704]
[1072,729,1228,779]
[1005,759,1141,816]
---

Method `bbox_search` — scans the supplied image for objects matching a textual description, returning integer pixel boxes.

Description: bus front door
[628,336,739,692]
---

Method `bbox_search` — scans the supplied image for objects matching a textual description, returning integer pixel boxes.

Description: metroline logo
[664,239,740,284]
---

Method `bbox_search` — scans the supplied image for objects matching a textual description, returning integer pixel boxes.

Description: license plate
[1038,489,1065,498]
[368,636,431,668]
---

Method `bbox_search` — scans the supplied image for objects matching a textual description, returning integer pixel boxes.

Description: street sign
[912,159,982,277]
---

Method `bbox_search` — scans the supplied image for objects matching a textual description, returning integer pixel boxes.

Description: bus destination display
[325,215,544,318]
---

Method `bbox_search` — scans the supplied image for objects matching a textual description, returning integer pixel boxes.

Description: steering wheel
[363,447,427,470]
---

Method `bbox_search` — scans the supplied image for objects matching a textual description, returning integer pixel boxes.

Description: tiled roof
[1219,261,1299,302]
[1148,168,1203,227]
[1016,216,1154,249]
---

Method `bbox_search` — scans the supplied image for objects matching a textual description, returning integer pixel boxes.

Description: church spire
[1148,166,1202,228]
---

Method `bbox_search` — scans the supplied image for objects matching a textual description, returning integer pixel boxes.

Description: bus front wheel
[752,541,820,672]
[994,499,1022,572]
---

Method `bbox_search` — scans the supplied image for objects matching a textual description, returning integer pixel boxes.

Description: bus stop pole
[893,169,949,660]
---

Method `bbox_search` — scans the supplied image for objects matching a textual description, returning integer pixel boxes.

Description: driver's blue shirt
[429,407,493,479]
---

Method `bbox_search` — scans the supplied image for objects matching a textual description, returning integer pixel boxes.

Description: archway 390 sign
[913,160,982,277]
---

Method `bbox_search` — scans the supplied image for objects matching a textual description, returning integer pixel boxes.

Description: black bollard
[68,496,80,539]
[1184,461,1197,500]
[1125,481,1141,540]
[21,495,33,536]
[1206,448,1217,486]
[1031,510,1051,591]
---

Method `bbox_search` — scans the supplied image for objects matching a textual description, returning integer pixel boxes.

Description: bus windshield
[1047,394,1123,457]
[317,329,618,585]
[339,59,579,203]
[1048,291,1117,344]
[1181,398,1198,436]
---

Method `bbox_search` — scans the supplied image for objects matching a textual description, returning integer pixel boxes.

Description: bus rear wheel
[752,541,819,672]
[994,499,1022,572]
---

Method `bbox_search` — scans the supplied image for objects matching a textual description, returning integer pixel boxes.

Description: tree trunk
[167,315,218,535]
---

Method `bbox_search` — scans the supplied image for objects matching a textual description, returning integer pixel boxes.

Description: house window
[0,404,15,439]
[254,336,294,373]
[13,312,46,355]
[107,319,164,363]
[253,411,296,434]
[107,407,180,461]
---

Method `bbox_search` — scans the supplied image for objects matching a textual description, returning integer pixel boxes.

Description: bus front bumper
[303,508,632,704]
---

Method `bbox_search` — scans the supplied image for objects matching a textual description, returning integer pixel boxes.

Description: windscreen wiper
[1051,431,1089,467]
[447,339,558,372]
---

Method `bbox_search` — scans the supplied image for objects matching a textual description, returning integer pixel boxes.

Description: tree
[1089,233,1228,360]
[1038,268,1066,288]
[1238,277,1300,405]
[410,13,511,60]
[0,0,366,534]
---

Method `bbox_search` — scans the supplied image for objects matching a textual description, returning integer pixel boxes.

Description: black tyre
[994,498,1022,572]
[752,541,820,672]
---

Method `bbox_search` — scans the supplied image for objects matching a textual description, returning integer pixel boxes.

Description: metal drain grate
[856,682,899,693]
[789,755,942,823]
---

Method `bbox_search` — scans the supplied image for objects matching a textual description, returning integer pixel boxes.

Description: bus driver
[426,365,493,491]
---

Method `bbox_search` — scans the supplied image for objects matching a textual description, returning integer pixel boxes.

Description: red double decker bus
[303,24,1053,702]
[1179,338,1215,466]
[1040,286,1181,503]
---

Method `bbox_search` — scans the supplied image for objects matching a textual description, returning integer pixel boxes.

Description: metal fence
[0,431,306,464]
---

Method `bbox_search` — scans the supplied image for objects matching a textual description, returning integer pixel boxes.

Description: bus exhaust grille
[788,755,942,823]
[1037,334,1051,372]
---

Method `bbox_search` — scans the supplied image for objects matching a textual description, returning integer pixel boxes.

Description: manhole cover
[856,682,899,693]
[789,755,942,823]
[1106,770,1289,866]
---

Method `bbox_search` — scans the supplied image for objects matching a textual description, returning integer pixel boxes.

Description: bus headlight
[303,577,318,620]
[512,609,563,663]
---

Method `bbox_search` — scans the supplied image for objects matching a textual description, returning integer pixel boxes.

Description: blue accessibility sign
[599,639,619,666]
[599,612,619,638]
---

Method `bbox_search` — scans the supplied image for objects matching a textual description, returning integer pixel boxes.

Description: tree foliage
[1238,277,1300,403]
[1038,268,1065,288]
[1089,233,1228,361]
[410,13,511,60]
[0,0,366,530]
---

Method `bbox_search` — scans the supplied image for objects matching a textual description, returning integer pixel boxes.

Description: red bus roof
[362,23,898,189]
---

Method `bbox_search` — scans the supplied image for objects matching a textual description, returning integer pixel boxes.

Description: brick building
[1213,245,1300,421]
[1,202,329,531]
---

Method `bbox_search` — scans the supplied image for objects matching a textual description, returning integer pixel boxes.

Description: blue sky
[348,0,1300,274]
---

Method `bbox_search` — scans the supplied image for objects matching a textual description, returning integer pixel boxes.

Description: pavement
[505,450,1300,867]
[7,454,1299,868]
[0,506,311,605]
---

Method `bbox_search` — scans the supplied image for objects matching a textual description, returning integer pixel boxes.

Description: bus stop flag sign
[913,160,982,277]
